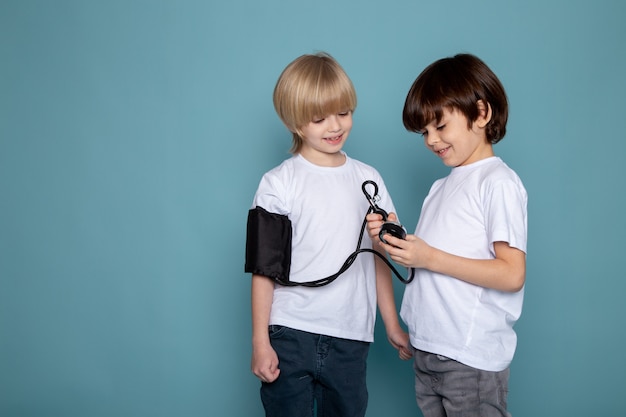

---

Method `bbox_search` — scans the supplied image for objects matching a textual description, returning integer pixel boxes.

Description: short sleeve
[484,177,528,254]
[252,171,289,216]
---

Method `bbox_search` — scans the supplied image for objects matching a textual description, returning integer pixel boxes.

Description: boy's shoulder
[463,157,521,181]
[343,154,384,177]
[474,157,527,198]
[262,155,299,177]
[438,157,524,194]
[485,157,523,184]
[348,155,374,169]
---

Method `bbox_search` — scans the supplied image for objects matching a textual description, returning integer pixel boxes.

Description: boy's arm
[374,254,413,360]
[251,274,280,383]
[381,236,526,292]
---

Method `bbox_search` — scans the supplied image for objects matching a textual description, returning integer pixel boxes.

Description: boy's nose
[327,115,341,132]
[425,132,439,147]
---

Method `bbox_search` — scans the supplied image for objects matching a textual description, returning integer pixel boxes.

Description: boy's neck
[299,150,346,167]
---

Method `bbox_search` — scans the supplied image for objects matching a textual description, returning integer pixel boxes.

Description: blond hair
[273,52,357,154]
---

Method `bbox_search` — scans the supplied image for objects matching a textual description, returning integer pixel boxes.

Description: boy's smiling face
[298,110,353,167]
[419,105,493,167]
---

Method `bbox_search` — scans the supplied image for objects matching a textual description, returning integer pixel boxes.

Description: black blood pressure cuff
[245,206,292,283]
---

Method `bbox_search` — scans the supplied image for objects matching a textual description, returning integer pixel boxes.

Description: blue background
[1,0,625,415]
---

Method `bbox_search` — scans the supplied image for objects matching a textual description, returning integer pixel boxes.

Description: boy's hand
[379,234,431,269]
[366,212,399,243]
[251,343,280,383]
[387,328,413,360]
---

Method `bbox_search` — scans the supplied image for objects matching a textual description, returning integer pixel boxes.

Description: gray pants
[412,348,512,417]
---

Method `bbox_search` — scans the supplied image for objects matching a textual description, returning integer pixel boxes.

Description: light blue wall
[1,0,625,415]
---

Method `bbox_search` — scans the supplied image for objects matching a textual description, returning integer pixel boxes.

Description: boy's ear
[475,100,492,128]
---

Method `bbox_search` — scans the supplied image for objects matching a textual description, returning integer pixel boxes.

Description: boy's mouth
[324,134,343,144]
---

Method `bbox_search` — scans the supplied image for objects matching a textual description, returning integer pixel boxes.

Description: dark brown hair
[402,54,508,144]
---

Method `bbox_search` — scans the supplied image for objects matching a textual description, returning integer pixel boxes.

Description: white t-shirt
[401,157,528,371]
[253,153,396,342]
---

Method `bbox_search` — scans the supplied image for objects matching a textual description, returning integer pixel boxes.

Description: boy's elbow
[506,269,525,292]
[509,275,525,292]
[496,244,526,292]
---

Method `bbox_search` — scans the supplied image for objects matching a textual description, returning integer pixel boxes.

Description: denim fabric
[260,326,370,417]
[412,348,511,417]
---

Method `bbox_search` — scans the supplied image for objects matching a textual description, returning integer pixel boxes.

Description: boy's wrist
[252,334,271,348]
[383,319,403,334]
[422,244,437,271]
[252,323,271,346]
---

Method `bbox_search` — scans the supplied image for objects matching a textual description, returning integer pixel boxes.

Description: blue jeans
[412,348,511,417]
[260,326,370,417]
